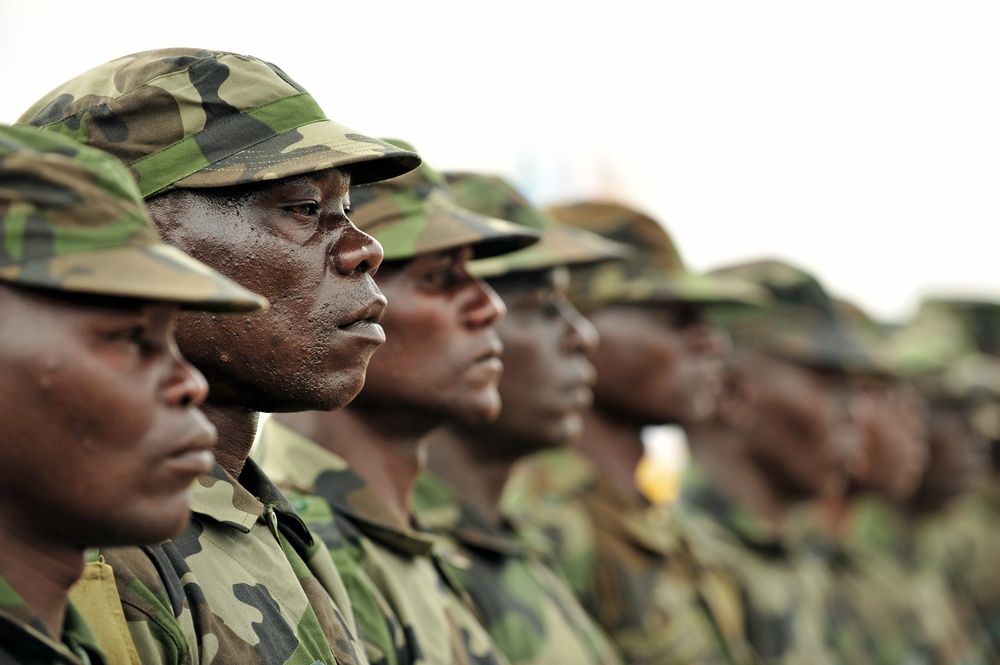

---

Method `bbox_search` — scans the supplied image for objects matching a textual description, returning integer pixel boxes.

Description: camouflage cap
[707,259,871,373]
[545,201,766,312]
[347,140,540,262]
[911,296,1000,358]
[17,48,421,198]
[0,123,267,312]
[440,171,632,278]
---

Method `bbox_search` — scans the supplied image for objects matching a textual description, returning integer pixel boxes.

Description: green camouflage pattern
[921,484,1000,656]
[347,141,539,263]
[412,471,624,665]
[0,123,266,312]
[440,172,631,278]
[88,459,370,665]
[0,574,108,665]
[18,48,420,197]
[503,448,753,665]
[915,297,1000,359]
[544,201,766,312]
[675,466,840,665]
[795,496,994,664]
[707,259,873,373]
[254,420,513,665]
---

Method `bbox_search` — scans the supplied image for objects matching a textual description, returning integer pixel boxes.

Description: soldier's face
[353,247,506,425]
[147,168,387,413]
[855,380,929,506]
[486,268,599,451]
[587,302,727,425]
[0,286,213,548]
[727,354,863,500]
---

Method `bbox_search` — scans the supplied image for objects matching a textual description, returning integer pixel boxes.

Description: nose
[331,222,384,276]
[164,340,210,408]
[687,320,730,357]
[562,300,600,357]
[463,277,506,329]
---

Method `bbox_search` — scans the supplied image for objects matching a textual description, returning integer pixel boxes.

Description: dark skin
[912,399,991,514]
[0,286,211,636]
[687,353,865,525]
[427,267,599,524]
[575,301,729,501]
[275,247,506,526]
[146,168,386,478]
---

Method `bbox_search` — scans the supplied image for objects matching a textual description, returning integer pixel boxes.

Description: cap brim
[0,244,268,313]
[470,224,633,278]
[367,197,541,262]
[173,119,421,190]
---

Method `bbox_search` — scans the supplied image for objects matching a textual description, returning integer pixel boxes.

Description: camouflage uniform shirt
[413,471,624,665]
[0,575,107,665]
[675,466,840,665]
[503,448,749,665]
[94,460,367,665]
[255,420,512,665]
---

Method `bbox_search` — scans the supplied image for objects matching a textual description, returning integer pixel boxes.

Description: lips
[164,426,216,478]
[337,293,388,342]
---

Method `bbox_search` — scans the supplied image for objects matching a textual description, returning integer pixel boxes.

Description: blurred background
[4,0,999,486]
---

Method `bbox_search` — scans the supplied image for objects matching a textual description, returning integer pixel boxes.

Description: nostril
[179,393,193,408]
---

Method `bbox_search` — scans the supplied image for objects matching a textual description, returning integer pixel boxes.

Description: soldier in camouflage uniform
[411,172,629,665]
[255,144,539,665]
[904,298,1000,656]
[672,258,876,665]
[18,48,421,665]
[0,123,263,665]
[502,202,765,665]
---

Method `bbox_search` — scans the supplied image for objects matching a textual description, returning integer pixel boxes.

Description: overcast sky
[3,0,998,322]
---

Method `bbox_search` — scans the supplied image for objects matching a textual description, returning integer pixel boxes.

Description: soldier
[18,48,420,665]
[903,297,1000,655]
[0,124,264,664]
[809,298,990,664]
[255,143,538,665]
[412,172,628,665]
[502,202,764,664]
[676,259,870,665]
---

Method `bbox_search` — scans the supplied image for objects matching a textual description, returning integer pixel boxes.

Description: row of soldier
[0,46,996,665]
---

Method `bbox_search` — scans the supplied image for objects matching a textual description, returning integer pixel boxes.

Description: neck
[686,422,794,526]
[200,403,260,479]
[0,524,85,637]
[426,426,514,526]
[573,405,646,503]
[275,405,439,527]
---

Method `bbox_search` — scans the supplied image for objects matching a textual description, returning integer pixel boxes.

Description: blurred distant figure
[678,259,869,664]
[813,298,991,664]
[905,298,1000,655]
[504,202,763,664]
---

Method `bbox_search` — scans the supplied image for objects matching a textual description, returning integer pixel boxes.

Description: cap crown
[19,48,420,197]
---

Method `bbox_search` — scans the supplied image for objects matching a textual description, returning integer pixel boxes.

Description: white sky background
[2,0,999,322]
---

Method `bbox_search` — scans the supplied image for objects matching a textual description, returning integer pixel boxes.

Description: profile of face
[721,354,863,501]
[485,267,599,453]
[353,247,506,425]
[917,400,991,509]
[854,379,930,506]
[0,286,214,548]
[146,168,387,413]
[587,302,728,426]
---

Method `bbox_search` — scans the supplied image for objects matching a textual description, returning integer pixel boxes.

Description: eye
[421,267,460,290]
[285,201,320,217]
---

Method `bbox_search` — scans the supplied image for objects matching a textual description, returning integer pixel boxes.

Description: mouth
[338,295,388,342]
[165,431,216,478]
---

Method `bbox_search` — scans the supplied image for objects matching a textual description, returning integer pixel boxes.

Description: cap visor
[174,120,421,190]
[470,224,633,278]
[0,244,268,313]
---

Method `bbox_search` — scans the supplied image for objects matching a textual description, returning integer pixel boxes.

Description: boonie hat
[18,48,421,198]
[547,201,766,311]
[442,172,631,278]
[0,123,267,312]
[348,140,540,262]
